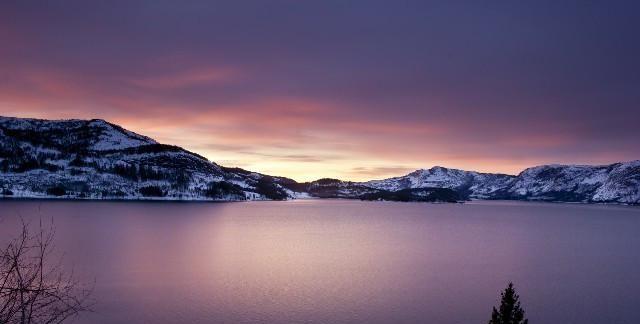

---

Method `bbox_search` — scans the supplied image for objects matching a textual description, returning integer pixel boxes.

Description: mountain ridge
[0,116,638,204]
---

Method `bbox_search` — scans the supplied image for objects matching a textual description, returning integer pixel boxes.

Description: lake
[0,200,639,323]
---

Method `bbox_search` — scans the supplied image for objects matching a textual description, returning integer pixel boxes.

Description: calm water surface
[1,200,639,323]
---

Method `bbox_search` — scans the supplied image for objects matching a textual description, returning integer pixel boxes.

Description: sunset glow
[1,1,638,181]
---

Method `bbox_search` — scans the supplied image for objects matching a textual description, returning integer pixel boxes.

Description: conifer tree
[489,282,529,324]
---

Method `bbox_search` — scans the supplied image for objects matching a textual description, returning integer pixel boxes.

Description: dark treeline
[0,142,62,173]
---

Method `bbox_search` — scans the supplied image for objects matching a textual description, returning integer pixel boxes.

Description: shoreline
[0,196,637,207]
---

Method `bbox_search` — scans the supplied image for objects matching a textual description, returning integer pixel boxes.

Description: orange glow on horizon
[2,2,638,183]
[0,104,630,182]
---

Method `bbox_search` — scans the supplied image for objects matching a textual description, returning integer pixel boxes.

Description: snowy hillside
[0,116,637,204]
[365,166,515,199]
[0,116,300,201]
[364,163,639,204]
[508,161,640,203]
[0,117,157,151]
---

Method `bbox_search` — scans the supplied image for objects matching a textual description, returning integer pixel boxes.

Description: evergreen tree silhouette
[489,282,529,324]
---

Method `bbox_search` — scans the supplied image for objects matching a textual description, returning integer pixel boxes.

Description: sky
[1,1,639,181]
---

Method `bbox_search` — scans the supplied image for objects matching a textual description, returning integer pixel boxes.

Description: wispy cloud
[129,67,239,89]
[1,1,639,181]
[348,166,416,179]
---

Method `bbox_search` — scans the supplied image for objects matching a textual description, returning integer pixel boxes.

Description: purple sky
[1,1,639,180]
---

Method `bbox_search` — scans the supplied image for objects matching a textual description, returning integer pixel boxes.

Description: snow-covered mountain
[363,162,640,204]
[365,167,515,199]
[0,116,638,204]
[0,116,300,201]
[507,162,640,204]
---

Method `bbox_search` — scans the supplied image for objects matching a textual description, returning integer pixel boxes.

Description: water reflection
[0,200,639,323]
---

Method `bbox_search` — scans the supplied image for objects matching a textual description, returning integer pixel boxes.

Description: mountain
[0,116,638,204]
[362,162,640,204]
[508,162,640,204]
[364,167,515,199]
[0,117,303,201]
[0,116,456,202]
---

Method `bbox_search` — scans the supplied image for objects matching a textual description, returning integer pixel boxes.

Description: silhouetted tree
[489,282,528,324]
[0,219,93,323]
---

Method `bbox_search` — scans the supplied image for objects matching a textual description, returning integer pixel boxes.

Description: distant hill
[364,163,640,204]
[0,116,638,204]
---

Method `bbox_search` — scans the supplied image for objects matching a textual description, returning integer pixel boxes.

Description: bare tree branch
[0,218,93,324]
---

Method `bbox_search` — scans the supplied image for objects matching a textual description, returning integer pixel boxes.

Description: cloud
[1,1,639,181]
[348,166,416,179]
[129,67,239,89]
